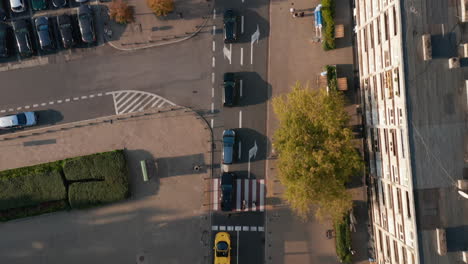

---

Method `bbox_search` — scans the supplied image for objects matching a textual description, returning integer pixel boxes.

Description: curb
[105,11,212,51]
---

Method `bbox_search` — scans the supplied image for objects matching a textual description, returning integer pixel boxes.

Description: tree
[147,0,174,16]
[109,0,134,24]
[272,82,362,222]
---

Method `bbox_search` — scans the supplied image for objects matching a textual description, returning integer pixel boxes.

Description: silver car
[0,112,37,128]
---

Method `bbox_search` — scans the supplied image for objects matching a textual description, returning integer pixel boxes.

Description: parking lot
[0,0,107,71]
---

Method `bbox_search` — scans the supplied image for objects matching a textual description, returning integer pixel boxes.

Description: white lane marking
[57,100,62,104]
[239,110,242,128]
[441,24,445,36]
[213,178,219,211]
[242,226,249,231]
[8,108,13,112]
[81,96,87,99]
[219,226,226,231]
[24,105,30,109]
[240,48,244,66]
[213,8,216,19]
[212,72,215,83]
[138,97,158,111]
[0,110,5,113]
[17,107,22,110]
[258,226,264,232]
[73,97,79,101]
[213,25,216,35]
[244,179,249,211]
[97,93,103,96]
[241,16,244,34]
[210,119,214,128]
[117,93,138,112]
[250,25,260,64]
[89,94,95,98]
[212,41,216,52]
[48,102,54,105]
[128,95,149,113]
[119,94,142,113]
[240,79,243,97]
[223,44,232,64]
[235,226,241,231]
[150,98,161,108]
[227,226,234,231]
[212,56,215,67]
[250,226,257,231]
[65,99,70,102]
[157,100,166,108]
[211,102,215,113]
[116,92,130,105]
[41,103,47,106]
[238,141,242,160]
[259,179,265,212]
[212,226,219,231]
[212,87,215,98]
[236,179,242,211]
[33,104,39,107]
[251,180,257,211]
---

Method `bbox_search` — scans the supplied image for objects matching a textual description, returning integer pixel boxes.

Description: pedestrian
[290,3,295,16]
[178,12,183,18]
[299,12,304,17]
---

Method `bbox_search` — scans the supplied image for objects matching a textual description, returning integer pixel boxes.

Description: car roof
[0,115,18,127]
[221,172,233,185]
[10,0,23,7]
[35,16,48,24]
[78,4,92,13]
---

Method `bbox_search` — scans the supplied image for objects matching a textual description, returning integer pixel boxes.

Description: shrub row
[0,150,129,221]
[334,214,352,263]
[325,65,338,91]
[0,163,66,211]
[322,0,336,50]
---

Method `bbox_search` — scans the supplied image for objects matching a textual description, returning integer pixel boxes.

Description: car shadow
[35,109,64,125]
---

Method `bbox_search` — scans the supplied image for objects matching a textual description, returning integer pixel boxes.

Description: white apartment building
[355,0,468,264]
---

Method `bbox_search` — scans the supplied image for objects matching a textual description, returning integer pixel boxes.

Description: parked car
[12,20,33,57]
[77,5,95,43]
[223,72,240,107]
[57,14,74,48]
[0,23,9,57]
[213,232,231,264]
[0,112,37,128]
[0,0,8,21]
[35,16,54,50]
[31,0,46,11]
[222,129,236,165]
[223,9,239,43]
[9,0,25,12]
[220,172,234,211]
[52,0,66,8]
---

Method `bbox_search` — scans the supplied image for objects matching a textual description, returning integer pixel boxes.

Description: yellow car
[214,232,231,264]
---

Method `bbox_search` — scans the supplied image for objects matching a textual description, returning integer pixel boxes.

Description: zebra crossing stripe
[244,179,249,211]
[259,179,265,212]
[213,178,219,211]
[236,179,242,211]
[251,180,257,211]
[107,90,177,115]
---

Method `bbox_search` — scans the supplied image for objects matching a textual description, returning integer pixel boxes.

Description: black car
[0,0,7,21]
[223,72,239,107]
[223,9,239,43]
[35,16,54,50]
[78,5,95,44]
[12,20,33,57]
[57,14,75,48]
[0,23,9,57]
[220,172,235,211]
[52,0,66,8]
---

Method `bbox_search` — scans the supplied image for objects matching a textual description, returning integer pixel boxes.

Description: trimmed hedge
[0,164,66,211]
[0,200,69,222]
[322,0,336,50]
[325,65,338,91]
[65,150,129,209]
[334,214,352,263]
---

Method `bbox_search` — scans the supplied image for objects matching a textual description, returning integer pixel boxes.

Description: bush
[325,65,337,91]
[109,0,134,24]
[0,167,66,211]
[147,0,174,16]
[0,200,69,222]
[334,215,352,263]
[321,0,336,50]
[69,181,129,209]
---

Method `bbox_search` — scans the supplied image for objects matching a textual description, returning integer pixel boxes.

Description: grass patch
[334,214,352,263]
[321,0,336,50]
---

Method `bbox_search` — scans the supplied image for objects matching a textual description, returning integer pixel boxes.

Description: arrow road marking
[248,141,258,178]
[250,25,260,64]
[224,44,232,64]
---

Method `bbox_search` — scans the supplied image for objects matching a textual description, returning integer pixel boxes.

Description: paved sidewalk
[266,0,370,263]
[102,0,212,50]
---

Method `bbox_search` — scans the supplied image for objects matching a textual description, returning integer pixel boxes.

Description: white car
[10,0,25,12]
[0,112,37,128]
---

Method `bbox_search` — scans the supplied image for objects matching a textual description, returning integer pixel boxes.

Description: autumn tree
[109,0,134,24]
[272,82,362,222]
[147,0,174,16]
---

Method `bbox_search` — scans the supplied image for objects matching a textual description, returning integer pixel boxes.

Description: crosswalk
[212,225,264,232]
[106,90,176,115]
[212,179,265,212]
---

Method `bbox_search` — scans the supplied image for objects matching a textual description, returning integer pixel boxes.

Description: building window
[364,27,368,52]
[386,235,391,258]
[381,181,386,206]
[384,129,389,154]
[388,185,393,209]
[376,18,381,45]
[402,247,407,263]
[379,230,383,251]
[393,6,398,36]
[370,23,374,49]
[384,12,389,41]
[393,240,399,263]
[406,191,411,218]
[397,188,402,214]
[400,129,405,158]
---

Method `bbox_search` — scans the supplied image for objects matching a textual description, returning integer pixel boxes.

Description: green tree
[272,82,362,222]
[147,0,174,16]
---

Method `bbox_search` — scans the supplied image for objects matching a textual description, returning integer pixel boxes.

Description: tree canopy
[272,82,362,222]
